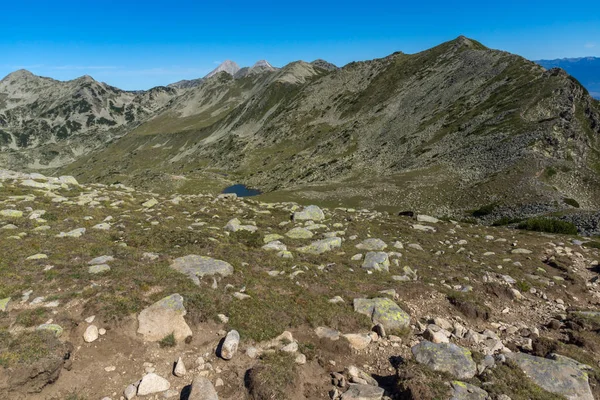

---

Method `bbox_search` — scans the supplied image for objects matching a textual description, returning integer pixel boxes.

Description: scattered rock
[353,298,410,330]
[220,330,240,360]
[506,352,594,400]
[361,252,390,272]
[412,341,477,379]
[137,373,170,396]
[356,238,387,251]
[137,293,192,342]
[187,375,219,400]
[293,205,325,221]
[83,325,99,343]
[341,384,384,400]
[170,255,233,285]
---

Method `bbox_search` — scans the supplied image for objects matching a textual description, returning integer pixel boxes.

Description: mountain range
[536,57,600,99]
[1,36,600,231]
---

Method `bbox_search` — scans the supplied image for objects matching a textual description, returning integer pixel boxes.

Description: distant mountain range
[1,37,600,229]
[536,57,600,99]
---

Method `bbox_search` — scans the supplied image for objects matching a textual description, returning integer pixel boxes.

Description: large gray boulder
[361,252,390,272]
[506,352,594,400]
[411,341,477,379]
[293,205,325,221]
[353,298,410,330]
[170,255,233,285]
[188,375,219,400]
[137,294,192,342]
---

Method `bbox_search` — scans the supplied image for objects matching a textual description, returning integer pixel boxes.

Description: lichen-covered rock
[355,238,387,251]
[353,298,410,330]
[170,255,233,285]
[361,252,390,272]
[450,381,488,400]
[285,227,314,239]
[293,205,325,221]
[88,264,111,274]
[137,293,192,342]
[0,210,23,218]
[341,384,384,400]
[297,237,342,254]
[506,352,594,400]
[412,341,477,379]
[0,297,10,312]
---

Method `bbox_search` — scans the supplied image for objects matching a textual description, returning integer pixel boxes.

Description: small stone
[84,325,99,343]
[174,357,186,377]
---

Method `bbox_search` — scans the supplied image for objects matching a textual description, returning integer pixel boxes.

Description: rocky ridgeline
[1,170,600,399]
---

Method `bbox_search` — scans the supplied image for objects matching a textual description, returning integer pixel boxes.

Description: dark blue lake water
[222,184,261,197]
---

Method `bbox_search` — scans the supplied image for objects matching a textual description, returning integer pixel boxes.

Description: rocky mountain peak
[310,59,338,71]
[1,69,39,84]
[252,60,274,69]
[204,60,241,79]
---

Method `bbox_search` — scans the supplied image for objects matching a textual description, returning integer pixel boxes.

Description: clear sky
[1,0,598,90]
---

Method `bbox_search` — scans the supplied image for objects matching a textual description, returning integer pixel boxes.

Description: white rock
[83,325,99,343]
[137,373,170,395]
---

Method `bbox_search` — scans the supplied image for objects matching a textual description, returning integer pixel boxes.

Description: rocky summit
[1,168,600,400]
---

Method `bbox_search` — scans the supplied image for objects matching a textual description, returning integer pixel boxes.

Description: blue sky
[1,0,598,90]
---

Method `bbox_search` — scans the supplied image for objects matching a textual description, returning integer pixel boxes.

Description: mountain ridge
[2,36,600,232]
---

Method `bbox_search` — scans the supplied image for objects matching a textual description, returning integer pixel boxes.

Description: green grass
[158,333,176,348]
[246,352,298,400]
[517,218,578,235]
[0,330,55,367]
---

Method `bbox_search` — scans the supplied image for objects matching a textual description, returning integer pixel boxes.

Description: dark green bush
[492,216,523,226]
[564,198,580,208]
[471,203,498,217]
[517,218,578,235]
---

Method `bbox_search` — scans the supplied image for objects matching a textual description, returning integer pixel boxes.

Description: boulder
[297,237,342,255]
[220,330,240,360]
[137,373,170,395]
[506,352,594,400]
[137,294,192,342]
[224,218,258,233]
[450,381,488,400]
[343,333,372,350]
[353,298,410,330]
[88,255,114,265]
[293,205,325,221]
[83,325,99,343]
[285,227,314,239]
[355,238,387,251]
[187,375,219,400]
[411,341,477,379]
[417,214,439,224]
[341,384,384,400]
[361,252,390,272]
[88,264,111,274]
[0,210,23,218]
[170,255,233,285]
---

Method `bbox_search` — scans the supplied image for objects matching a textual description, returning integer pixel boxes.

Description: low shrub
[517,218,578,235]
